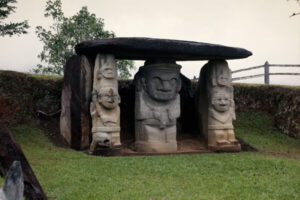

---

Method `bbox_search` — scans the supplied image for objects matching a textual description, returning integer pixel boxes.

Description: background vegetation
[0,0,29,37]
[33,0,134,77]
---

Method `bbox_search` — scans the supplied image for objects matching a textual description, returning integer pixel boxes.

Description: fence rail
[232,61,300,84]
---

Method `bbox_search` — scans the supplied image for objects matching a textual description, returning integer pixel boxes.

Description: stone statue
[197,60,240,151]
[93,54,118,88]
[90,54,121,153]
[134,60,182,152]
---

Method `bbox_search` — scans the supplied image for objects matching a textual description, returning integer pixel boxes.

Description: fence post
[264,61,269,84]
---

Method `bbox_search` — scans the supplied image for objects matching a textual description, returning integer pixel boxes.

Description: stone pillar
[196,60,241,152]
[134,60,182,152]
[60,55,92,150]
[89,54,121,153]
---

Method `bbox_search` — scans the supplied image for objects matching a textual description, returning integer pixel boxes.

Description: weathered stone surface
[60,55,92,150]
[196,60,241,151]
[0,120,47,199]
[134,60,182,152]
[90,54,121,153]
[75,37,252,61]
[0,161,24,200]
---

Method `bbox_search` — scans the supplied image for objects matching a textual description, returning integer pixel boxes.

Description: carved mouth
[157,89,172,93]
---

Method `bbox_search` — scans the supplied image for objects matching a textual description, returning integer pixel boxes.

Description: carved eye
[170,78,177,85]
[114,95,120,101]
[152,77,162,85]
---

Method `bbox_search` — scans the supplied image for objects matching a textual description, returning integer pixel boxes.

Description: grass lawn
[5,112,300,200]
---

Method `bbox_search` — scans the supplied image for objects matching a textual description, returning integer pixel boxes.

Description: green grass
[235,112,300,159]
[5,113,300,200]
[27,73,63,80]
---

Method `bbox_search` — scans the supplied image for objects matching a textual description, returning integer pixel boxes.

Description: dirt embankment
[0,71,62,126]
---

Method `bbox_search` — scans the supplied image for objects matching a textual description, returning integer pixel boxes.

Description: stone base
[135,141,177,153]
[91,143,122,156]
[208,142,241,152]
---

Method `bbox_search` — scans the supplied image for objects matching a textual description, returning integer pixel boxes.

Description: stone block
[75,37,252,61]
[60,55,92,150]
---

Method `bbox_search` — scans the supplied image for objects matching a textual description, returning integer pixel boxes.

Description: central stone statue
[134,60,182,152]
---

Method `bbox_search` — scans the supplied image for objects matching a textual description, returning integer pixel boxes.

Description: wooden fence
[232,61,300,84]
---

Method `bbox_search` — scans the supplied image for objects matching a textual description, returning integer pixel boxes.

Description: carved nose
[161,80,172,91]
[108,98,114,103]
[220,100,227,105]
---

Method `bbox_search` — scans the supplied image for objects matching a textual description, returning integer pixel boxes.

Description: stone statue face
[211,92,230,112]
[144,69,181,101]
[98,88,120,109]
[100,65,116,79]
[216,66,230,86]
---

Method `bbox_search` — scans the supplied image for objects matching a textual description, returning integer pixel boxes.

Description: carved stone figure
[197,60,240,151]
[90,54,121,152]
[134,60,182,152]
[93,54,118,89]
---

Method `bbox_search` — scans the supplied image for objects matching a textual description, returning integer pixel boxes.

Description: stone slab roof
[75,37,252,61]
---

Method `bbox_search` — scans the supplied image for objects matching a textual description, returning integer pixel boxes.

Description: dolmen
[60,37,252,154]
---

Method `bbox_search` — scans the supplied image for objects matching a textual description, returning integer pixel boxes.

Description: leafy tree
[34,0,134,78]
[0,0,29,36]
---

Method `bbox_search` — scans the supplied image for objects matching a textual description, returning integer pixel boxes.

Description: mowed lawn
[5,112,300,200]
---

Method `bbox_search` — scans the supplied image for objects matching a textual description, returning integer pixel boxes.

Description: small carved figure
[207,89,239,148]
[134,61,181,152]
[207,60,231,87]
[90,87,120,152]
[197,60,240,151]
[93,54,118,88]
[90,54,121,153]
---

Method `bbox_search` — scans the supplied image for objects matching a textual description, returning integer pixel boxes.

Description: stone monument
[134,60,182,152]
[90,54,121,153]
[196,60,240,151]
[60,37,251,154]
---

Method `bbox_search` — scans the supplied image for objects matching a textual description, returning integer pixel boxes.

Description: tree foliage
[34,0,134,78]
[0,0,29,36]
